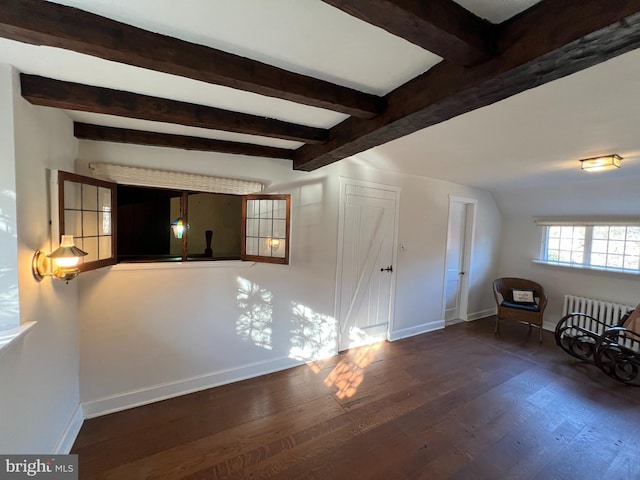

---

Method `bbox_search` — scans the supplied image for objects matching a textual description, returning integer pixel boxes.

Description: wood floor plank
[451,407,583,479]
[409,447,470,480]
[178,413,356,480]
[603,422,640,480]
[533,396,640,480]
[75,363,332,449]
[233,417,361,479]
[94,395,345,479]
[394,418,461,472]
[72,317,640,479]
[272,421,417,480]
[503,418,584,480]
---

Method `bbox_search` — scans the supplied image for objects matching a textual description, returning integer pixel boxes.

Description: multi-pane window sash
[58,171,117,272]
[241,194,291,265]
[544,224,640,272]
[57,171,291,270]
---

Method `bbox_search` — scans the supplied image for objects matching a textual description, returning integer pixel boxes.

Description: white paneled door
[444,201,467,323]
[443,196,476,325]
[336,181,398,352]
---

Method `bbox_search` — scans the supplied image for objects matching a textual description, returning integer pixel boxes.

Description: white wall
[74,142,502,416]
[494,179,640,326]
[353,167,501,335]
[0,65,82,453]
[0,65,19,332]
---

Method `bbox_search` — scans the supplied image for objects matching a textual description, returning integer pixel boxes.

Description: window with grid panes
[57,171,290,270]
[59,171,116,271]
[242,194,290,264]
[543,223,640,272]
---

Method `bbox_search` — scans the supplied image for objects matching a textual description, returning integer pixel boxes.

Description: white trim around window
[538,221,640,274]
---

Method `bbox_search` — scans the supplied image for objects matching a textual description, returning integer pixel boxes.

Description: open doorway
[443,196,477,326]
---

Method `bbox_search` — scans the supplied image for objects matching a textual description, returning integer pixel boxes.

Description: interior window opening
[117,185,242,263]
[58,170,290,269]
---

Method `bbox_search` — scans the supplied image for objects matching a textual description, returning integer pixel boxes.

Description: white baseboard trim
[54,404,84,454]
[466,308,497,322]
[445,318,465,327]
[82,356,303,419]
[389,320,444,341]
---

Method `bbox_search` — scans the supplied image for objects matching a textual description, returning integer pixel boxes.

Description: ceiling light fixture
[580,154,622,172]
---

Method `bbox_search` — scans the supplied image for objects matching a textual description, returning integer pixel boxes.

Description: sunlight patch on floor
[323,341,382,399]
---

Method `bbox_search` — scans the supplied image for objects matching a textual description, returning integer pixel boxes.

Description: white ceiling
[3,0,637,192]
[352,47,640,191]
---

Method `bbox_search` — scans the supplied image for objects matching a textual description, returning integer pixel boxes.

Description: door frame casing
[442,195,477,324]
[334,177,401,349]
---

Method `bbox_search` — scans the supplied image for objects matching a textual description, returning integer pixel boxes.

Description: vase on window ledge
[204,230,213,257]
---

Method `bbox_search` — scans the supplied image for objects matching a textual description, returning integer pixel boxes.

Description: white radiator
[562,295,634,335]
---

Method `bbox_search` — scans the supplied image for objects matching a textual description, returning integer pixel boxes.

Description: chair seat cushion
[501,300,540,312]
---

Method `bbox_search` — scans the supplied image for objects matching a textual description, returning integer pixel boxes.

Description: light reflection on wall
[288,302,337,361]
[102,205,111,235]
[0,190,17,237]
[344,325,377,350]
[0,283,19,331]
[236,277,273,350]
[0,188,19,331]
[323,342,382,399]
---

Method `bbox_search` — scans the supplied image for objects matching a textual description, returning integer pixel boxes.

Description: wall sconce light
[580,154,622,172]
[32,235,88,283]
[171,217,187,239]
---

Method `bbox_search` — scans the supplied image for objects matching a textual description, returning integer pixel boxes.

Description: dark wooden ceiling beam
[74,123,294,159]
[20,74,328,144]
[322,0,495,65]
[295,0,640,171]
[0,0,383,118]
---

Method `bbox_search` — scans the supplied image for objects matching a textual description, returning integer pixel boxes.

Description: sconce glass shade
[171,217,186,239]
[267,238,281,249]
[48,235,87,265]
[580,154,622,172]
[32,235,88,282]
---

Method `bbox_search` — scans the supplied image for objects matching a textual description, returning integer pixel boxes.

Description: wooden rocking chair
[555,303,640,386]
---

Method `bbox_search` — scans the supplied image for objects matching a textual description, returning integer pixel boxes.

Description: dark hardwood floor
[72,317,640,479]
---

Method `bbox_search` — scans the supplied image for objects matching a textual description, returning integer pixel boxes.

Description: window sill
[110,260,256,272]
[0,322,36,356]
[533,260,640,277]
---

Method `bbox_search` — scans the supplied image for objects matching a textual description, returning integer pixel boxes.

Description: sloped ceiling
[1,0,640,191]
[355,47,640,191]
